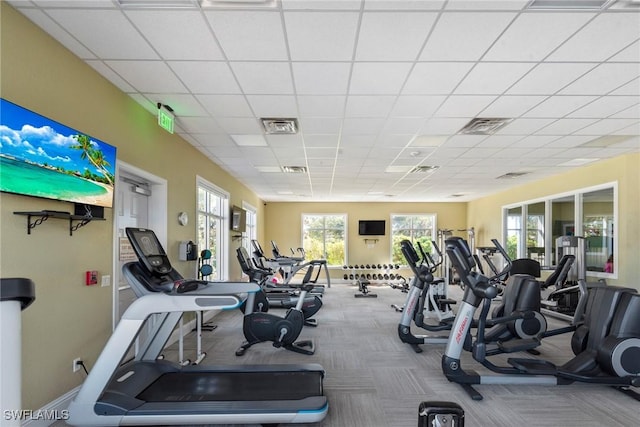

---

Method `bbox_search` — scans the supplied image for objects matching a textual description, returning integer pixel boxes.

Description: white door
[115,173,150,323]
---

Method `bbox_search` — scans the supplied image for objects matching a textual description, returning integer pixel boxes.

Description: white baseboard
[21,386,79,427]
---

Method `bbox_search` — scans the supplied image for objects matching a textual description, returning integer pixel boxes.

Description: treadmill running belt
[137,371,323,402]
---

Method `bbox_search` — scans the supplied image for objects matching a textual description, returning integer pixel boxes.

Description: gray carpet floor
[59,281,640,426]
[159,282,639,427]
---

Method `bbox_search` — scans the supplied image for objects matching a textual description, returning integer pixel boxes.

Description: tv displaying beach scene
[0,98,116,208]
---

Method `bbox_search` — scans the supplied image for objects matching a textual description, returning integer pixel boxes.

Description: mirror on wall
[582,187,614,274]
[550,195,575,266]
[503,183,616,277]
[526,202,545,264]
[505,206,522,260]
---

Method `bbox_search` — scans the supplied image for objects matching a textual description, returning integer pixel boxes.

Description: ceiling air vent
[409,165,440,173]
[261,118,299,135]
[496,172,529,179]
[281,166,307,174]
[459,118,512,135]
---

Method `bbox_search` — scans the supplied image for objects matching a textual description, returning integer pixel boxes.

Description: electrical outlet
[72,358,82,373]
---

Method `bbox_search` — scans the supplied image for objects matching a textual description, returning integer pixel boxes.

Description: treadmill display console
[126,228,173,276]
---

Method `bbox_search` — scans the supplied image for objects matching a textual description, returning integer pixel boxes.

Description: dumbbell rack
[342,264,404,283]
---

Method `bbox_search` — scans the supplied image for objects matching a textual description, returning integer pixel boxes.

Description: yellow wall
[263,201,467,278]
[467,152,640,288]
[1,3,263,410]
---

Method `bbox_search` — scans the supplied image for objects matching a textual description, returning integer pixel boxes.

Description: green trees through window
[302,214,346,266]
[391,214,436,265]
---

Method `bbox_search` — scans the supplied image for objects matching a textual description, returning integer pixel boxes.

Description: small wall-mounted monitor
[231,205,246,233]
[358,220,385,236]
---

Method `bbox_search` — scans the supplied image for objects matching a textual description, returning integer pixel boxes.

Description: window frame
[390,213,438,266]
[502,181,617,279]
[196,175,230,281]
[300,213,347,267]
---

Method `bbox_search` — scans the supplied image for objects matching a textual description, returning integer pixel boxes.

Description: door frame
[112,160,167,330]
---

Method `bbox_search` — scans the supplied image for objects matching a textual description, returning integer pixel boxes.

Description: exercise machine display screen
[126,228,172,275]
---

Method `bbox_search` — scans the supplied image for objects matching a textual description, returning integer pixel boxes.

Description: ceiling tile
[126,10,224,60]
[356,12,436,60]
[342,118,387,134]
[281,0,362,10]
[304,134,340,147]
[480,95,547,117]
[420,117,472,134]
[298,117,343,134]
[390,95,447,118]
[611,78,640,96]
[142,93,208,117]
[559,63,640,95]
[17,8,97,59]
[46,9,158,60]
[403,62,475,94]
[169,61,241,94]
[196,94,253,117]
[382,118,425,134]
[345,95,397,117]
[105,60,187,93]
[496,118,555,135]
[420,12,515,61]
[364,0,445,10]
[534,118,596,135]
[297,96,346,117]
[573,118,639,135]
[548,12,640,62]
[476,135,524,147]
[455,62,536,95]
[215,117,262,134]
[292,63,352,95]
[285,11,360,61]
[205,11,288,60]
[609,40,640,62]
[231,62,294,94]
[435,95,497,117]
[349,63,413,94]
[523,95,598,118]
[483,12,594,61]
[86,60,135,92]
[445,0,530,10]
[568,96,640,118]
[178,117,225,134]
[609,103,640,119]
[245,95,298,117]
[507,63,597,95]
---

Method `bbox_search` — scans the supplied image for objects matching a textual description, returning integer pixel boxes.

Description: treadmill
[67,227,327,426]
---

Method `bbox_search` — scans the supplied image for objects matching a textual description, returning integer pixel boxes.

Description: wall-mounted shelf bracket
[14,210,105,236]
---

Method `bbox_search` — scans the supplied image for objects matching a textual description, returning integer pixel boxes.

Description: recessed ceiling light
[557,158,600,167]
[231,134,268,146]
[255,166,281,173]
[277,190,294,195]
[385,166,412,173]
[117,0,199,8]
[527,0,614,9]
[580,135,633,148]
[200,0,276,8]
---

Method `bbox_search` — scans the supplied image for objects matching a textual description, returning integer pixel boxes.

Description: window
[242,202,257,257]
[391,214,436,265]
[197,177,229,280]
[302,214,346,266]
[502,182,617,278]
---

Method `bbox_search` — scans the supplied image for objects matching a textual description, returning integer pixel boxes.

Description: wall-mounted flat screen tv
[0,98,117,208]
[231,205,246,233]
[359,220,385,236]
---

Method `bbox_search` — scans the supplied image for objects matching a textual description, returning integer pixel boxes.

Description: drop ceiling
[7,0,640,202]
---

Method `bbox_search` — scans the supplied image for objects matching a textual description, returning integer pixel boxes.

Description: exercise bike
[236,258,318,356]
[237,247,323,327]
[442,236,640,401]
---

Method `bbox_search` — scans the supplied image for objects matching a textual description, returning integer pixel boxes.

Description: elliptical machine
[442,236,640,401]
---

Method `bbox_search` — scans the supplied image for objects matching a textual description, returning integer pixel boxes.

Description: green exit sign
[158,109,174,134]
